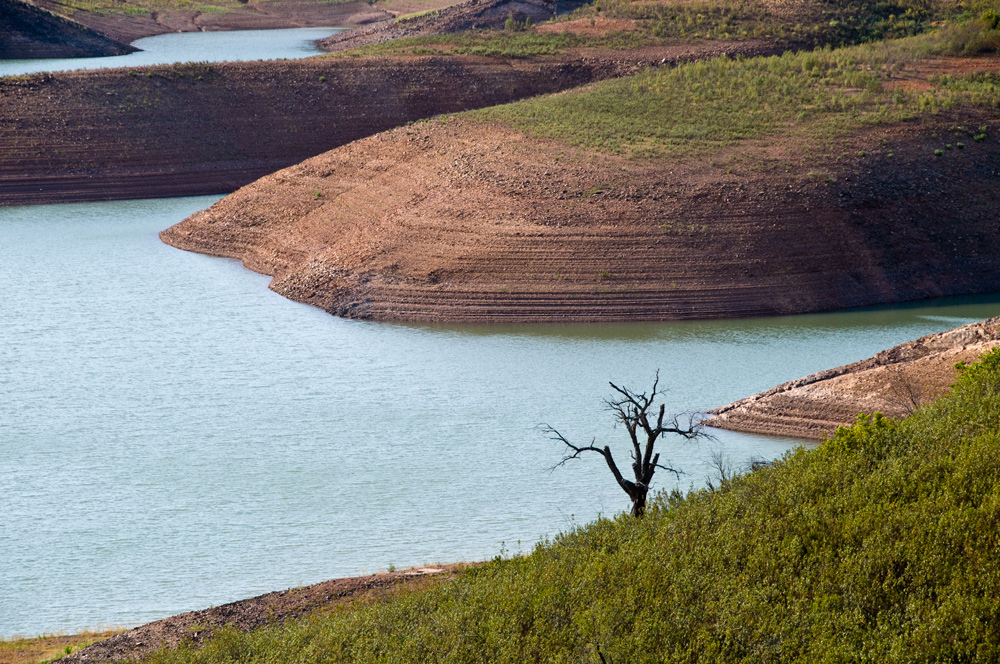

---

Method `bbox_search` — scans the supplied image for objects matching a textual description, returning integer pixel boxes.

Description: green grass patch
[333,29,651,57]
[394,8,440,23]
[472,31,1000,158]
[573,0,937,45]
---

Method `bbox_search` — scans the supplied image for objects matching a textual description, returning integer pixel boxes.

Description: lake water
[2,196,1000,638]
[0,26,345,78]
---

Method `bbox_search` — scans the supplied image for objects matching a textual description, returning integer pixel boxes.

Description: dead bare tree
[885,365,926,416]
[544,373,703,517]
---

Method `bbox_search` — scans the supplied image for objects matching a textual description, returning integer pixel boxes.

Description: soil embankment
[707,317,1000,440]
[0,53,655,205]
[30,0,402,45]
[159,112,1000,323]
[0,0,134,59]
[57,566,466,664]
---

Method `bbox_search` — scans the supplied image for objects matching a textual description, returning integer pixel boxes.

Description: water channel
[0,26,345,78]
[3,196,1000,638]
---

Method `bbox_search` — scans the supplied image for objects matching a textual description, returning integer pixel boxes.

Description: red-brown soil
[889,56,1000,92]
[0,0,134,58]
[707,318,1000,440]
[0,53,658,206]
[535,17,638,36]
[56,565,467,664]
[159,108,1000,323]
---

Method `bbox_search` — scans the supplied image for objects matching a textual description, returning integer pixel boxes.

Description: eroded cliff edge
[706,317,1000,440]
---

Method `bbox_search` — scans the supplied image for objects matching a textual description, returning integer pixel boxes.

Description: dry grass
[0,631,122,664]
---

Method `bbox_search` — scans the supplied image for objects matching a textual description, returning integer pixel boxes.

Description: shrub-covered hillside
[143,350,1000,663]
[342,0,1000,57]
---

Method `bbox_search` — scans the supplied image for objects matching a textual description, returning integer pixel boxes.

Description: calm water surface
[0,27,345,78]
[3,197,1000,637]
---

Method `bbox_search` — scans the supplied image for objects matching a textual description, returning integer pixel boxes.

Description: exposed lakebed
[3,197,1000,637]
[0,26,345,78]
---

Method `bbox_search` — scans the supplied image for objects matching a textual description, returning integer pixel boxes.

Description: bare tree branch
[547,373,705,517]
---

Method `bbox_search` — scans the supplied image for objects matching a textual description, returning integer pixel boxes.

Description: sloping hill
[0,51,661,205]
[160,42,1000,323]
[0,0,133,59]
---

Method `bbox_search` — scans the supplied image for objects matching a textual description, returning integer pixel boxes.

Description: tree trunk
[630,489,648,517]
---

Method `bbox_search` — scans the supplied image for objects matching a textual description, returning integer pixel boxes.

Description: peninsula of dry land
[161,44,1000,322]
[707,316,1000,439]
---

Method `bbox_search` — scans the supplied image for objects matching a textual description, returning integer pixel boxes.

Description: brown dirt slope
[55,566,464,664]
[159,110,1000,324]
[31,0,398,44]
[0,0,134,58]
[0,53,648,206]
[707,318,1000,440]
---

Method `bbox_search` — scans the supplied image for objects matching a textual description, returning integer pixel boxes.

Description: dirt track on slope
[159,105,1000,323]
[706,318,1000,440]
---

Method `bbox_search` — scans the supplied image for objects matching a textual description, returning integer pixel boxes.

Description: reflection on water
[0,27,346,78]
[2,197,998,637]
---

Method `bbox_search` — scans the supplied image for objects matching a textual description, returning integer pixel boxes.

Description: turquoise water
[2,197,999,637]
[0,26,345,78]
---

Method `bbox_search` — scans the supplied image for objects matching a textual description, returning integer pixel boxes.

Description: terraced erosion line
[706,317,1000,440]
[160,112,1000,324]
[0,54,640,206]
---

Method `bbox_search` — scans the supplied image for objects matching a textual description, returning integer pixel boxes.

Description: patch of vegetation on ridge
[336,27,650,57]
[142,348,1000,662]
[472,25,1000,158]
[339,0,996,58]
